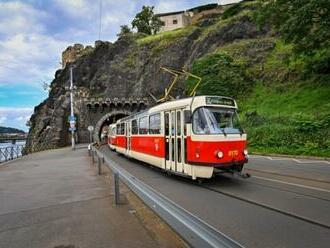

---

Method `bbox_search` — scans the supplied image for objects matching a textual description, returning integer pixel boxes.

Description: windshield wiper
[221,128,227,137]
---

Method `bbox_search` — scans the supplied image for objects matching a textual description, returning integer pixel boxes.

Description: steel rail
[202,185,330,230]
[92,147,243,248]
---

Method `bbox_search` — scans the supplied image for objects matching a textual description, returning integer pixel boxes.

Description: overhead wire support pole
[69,66,75,150]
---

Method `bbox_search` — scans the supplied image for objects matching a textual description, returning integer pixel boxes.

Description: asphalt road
[101,146,330,248]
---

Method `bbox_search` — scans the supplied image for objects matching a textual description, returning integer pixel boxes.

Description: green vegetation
[132,6,164,35]
[122,0,330,157]
[188,35,330,157]
[240,82,330,157]
[186,53,251,98]
[137,26,196,45]
[137,26,198,54]
[184,0,330,157]
[254,0,330,75]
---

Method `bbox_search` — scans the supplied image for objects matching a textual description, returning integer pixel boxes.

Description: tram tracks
[102,147,330,230]
[200,182,330,230]
[240,176,330,202]
[246,168,330,185]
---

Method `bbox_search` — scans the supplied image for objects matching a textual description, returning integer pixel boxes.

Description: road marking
[251,155,330,165]
[252,175,330,193]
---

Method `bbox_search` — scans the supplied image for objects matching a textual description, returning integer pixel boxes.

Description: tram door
[165,110,184,173]
[126,121,131,155]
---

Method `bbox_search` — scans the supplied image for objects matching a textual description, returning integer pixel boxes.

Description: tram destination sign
[206,97,235,106]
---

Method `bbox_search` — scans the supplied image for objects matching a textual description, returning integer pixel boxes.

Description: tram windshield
[193,107,243,135]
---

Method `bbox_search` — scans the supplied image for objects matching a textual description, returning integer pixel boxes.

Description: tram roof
[117,95,237,123]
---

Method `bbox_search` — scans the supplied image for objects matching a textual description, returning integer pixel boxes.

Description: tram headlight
[216,150,223,159]
[243,149,249,157]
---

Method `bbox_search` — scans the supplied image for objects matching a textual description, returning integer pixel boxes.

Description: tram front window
[193,107,242,134]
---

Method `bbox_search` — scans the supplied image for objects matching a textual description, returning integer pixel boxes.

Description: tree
[254,0,330,74]
[117,25,132,38]
[131,6,164,35]
[254,0,330,54]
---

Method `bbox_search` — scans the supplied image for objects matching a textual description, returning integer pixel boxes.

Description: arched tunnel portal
[94,110,131,143]
[81,97,150,143]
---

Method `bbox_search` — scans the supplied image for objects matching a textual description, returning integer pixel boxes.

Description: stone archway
[93,109,131,142]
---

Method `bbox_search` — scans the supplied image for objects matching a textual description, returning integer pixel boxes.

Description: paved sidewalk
[0,146,159,248]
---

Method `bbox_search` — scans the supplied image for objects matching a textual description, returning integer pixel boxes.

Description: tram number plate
[228,150,238,157]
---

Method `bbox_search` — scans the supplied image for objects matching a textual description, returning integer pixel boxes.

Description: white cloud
[0,1,68,86]
[0,107,33,130]
[0,1,46,36]
[0,116,7,124]
[155,2,187,13]
[0,33,67,86]
[52,0,136,40]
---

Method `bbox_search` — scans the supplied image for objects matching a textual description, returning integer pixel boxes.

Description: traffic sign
[88,125,94,132]
[69,127,76,132]
[68,115,76,122]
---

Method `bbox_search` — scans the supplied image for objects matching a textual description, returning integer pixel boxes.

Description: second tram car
[109,95,248,180]
[108,124,116,151]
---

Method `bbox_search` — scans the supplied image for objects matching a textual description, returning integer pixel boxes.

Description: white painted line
[250,155,330,165]
[252,175,330,193]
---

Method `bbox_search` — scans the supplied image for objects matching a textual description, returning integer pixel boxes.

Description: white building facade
[156,11,194,32]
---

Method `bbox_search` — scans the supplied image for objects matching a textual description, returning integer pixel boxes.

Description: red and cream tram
[109,96,248,180]
[108,124,116,151]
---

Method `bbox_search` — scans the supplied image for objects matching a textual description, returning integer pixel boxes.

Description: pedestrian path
[0,145,159,248]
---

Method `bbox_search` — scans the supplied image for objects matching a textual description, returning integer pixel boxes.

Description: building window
[149,113,161,134]
[173,19,178,25]
[139,116,148,135]
[132,120,138,135]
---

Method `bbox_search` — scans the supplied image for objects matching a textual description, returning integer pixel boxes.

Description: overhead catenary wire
[98,0,103,40]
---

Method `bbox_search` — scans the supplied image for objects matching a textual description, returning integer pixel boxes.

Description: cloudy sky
[0,0,238,131]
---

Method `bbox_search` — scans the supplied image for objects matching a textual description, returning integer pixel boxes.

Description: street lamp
[69,66,76,150]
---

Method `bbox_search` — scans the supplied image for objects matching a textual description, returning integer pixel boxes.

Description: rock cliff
[26,2,268,150]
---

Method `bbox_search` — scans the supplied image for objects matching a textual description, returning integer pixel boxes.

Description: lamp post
[69,66,76,150]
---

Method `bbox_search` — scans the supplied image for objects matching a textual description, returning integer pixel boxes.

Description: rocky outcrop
[27,11,269,150]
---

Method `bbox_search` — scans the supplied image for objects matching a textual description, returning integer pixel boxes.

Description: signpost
[69,66,75,150]
[88,125,94,144]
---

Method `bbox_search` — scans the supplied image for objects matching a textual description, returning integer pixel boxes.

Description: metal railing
[0,145,25,163]
[90,146,243,248]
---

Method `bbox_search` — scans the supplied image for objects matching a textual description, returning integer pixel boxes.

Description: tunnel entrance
[93,110,131,143]
[98,113,127,141]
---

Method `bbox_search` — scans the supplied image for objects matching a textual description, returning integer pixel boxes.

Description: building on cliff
[156,11,194,32]
[155,3,233,33]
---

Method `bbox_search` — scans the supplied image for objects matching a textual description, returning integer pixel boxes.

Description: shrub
[186,53,252,98]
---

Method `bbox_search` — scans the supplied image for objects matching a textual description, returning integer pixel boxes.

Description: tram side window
[149,113,161,134]
[165,113,169,136]
[177,111,181,136]
[116,124,120,135]
[139,116,148,134]
[132,120,138,135]
[120,123,125,135]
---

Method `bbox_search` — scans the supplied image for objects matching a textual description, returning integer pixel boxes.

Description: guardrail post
[114,172,120,205]
[98,157,102,175]
[92,149,95,163]
[10,146,14,160]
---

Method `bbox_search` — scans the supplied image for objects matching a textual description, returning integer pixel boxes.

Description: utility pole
[69,66,76,150]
